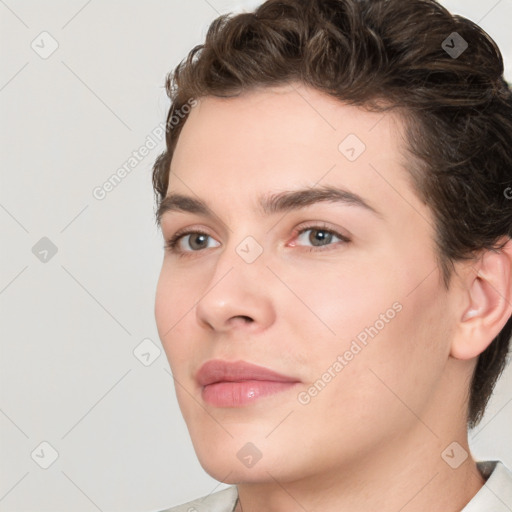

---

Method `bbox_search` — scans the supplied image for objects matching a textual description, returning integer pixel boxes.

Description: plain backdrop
[1,0,511,511]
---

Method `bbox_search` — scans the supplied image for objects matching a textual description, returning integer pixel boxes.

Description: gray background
[1,0,511,510]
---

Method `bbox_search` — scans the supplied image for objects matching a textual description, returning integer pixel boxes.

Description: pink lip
[196,360,300,407]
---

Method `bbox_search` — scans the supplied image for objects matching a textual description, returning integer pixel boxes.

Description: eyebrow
[155,185,382,226]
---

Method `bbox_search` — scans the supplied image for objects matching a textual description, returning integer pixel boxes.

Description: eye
[291,224,350,251]
[164,229,220,255]
[164,223,350,257]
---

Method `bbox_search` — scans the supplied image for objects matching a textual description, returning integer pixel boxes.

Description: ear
[450,238,512,360]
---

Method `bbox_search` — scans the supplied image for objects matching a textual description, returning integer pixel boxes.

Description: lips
[196,360,300,407]
[196,360,298,385]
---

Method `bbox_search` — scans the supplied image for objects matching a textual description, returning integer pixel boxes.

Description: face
[155,84,457,484]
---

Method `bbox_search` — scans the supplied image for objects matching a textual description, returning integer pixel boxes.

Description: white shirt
[157,460,512,512]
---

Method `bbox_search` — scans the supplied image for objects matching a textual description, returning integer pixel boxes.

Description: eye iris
[189,233,208,250]
[309,229,332,247]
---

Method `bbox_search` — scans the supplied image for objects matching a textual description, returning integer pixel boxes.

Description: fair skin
[154,83,512,512]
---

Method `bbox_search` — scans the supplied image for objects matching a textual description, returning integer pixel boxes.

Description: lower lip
[202,380,298,407]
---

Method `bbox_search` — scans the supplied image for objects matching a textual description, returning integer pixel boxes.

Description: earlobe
[450,239,512,360]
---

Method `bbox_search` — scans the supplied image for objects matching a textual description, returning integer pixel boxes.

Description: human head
[153,0,512,431]
[153,0,512,484]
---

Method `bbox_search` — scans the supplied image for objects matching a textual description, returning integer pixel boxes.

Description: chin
[188,429,281,483]
[200,460,268,483]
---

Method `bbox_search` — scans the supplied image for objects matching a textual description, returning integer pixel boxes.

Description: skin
[154,83,512,512]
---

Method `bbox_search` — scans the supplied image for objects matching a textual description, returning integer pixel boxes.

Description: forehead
[167,84,426,226]
[179,84,400,145]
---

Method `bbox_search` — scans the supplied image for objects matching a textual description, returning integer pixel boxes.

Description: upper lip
[196,360,300,386]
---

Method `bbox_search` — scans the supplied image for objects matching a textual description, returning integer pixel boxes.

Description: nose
[195,242,276,334]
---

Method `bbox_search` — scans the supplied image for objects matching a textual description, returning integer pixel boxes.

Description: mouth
[196,359,301,407]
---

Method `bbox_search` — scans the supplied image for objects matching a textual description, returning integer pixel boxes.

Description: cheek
[154,269,175,343]
[282,256,398,344]
[287,250,449,394]
[328,274,449,423]
[155,260,204,322]
[154,265,198,371]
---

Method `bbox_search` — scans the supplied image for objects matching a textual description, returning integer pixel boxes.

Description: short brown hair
[152,0,512,429]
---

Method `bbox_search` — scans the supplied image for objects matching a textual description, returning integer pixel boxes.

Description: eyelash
[164,223,350,258]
